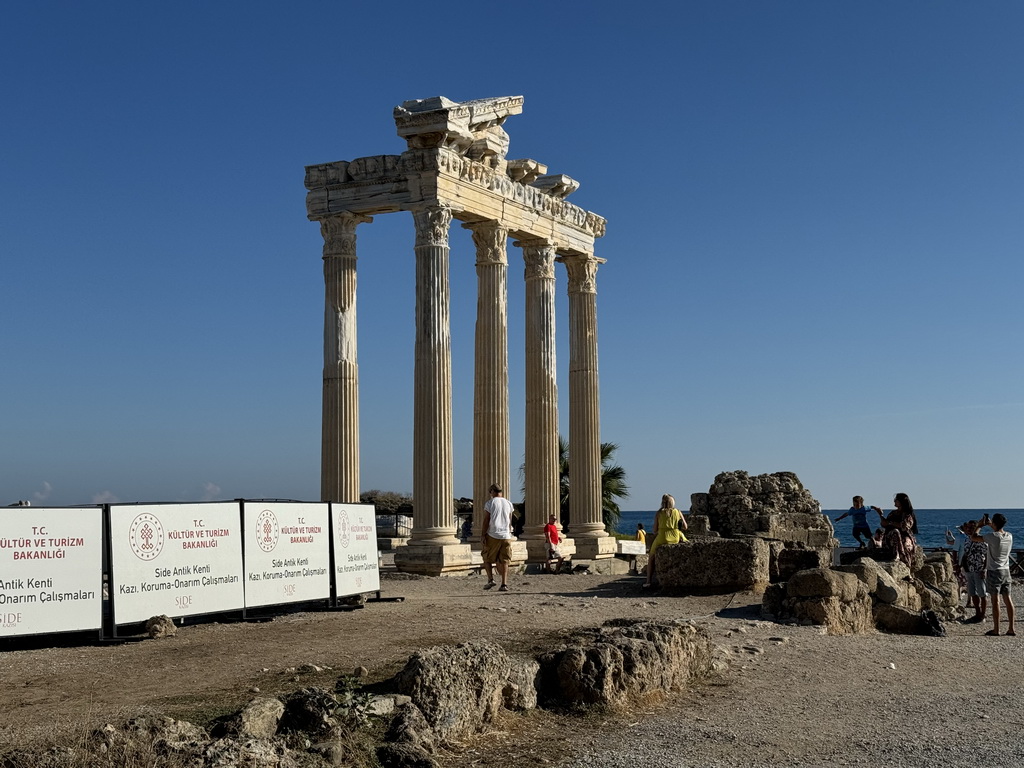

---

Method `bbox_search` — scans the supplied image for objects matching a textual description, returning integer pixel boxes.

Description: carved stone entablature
[394,95,524,153]
[305,161,350,189]
[432,150,606,238]
[559,254,606,294]
[530,174,580,199]
[348,155,402,182]
[517,239,558,281]
[506,159,548,184]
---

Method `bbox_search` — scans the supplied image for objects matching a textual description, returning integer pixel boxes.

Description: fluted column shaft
[320,212,372,503]
[466,221,510,544]
[518,240,559,539]
[410,206,458,545]
[563,254,607,538]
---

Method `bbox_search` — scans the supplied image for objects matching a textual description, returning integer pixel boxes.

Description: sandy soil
[1,571,1022,766]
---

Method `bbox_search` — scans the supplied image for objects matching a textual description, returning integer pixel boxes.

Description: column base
[525,537,577,563]
[572,536,618,560]
[393,540,530,575]
[393,543,475,576]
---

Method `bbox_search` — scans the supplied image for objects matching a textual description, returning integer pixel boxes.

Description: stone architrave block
[394,641,538,745]
[655,537,771,593]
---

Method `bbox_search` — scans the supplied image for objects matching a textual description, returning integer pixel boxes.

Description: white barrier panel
[0,507,103,637]
[109,503,244,625]
[243,502,330,608]
[331,503,380,596]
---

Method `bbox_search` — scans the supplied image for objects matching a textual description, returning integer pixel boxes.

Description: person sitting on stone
[543,513,564,574]
[636,523,647,547]
[876,492,918,568]
[644,494,687,589]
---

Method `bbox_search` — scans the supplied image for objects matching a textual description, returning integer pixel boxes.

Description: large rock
[394,641,538,744]
[212,697,285,740]
[655,536,771,593]
[536,619,711,707]
[690,471,835,547]
[762,568,873,634]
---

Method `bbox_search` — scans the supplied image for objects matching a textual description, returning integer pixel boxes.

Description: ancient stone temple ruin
[304,96,615,574]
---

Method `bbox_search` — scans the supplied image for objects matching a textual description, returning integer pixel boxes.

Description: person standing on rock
[482,484,515,592]
[836,496,881,548]
[644,494,687,589]
[970,513,1015,636]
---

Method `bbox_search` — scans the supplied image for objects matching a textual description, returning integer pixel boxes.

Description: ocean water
[614,508,1024,549]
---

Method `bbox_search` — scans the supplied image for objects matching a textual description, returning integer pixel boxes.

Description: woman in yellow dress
[644,494,688,588]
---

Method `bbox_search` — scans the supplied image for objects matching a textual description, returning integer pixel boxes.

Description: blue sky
[3,1,1022,512]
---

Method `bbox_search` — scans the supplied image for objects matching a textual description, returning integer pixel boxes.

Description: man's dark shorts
[986,568,1012,596]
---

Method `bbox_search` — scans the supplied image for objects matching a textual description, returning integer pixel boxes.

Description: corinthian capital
[516,239,557,281]
[464,221,508,266]
[561,254,605,294]
[412,206,453,248]
[320,212,372,258]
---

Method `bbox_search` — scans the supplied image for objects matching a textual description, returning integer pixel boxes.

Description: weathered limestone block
[690,471,836,548]
[773,544,833,583]
[655,537,771,593]
[793,596,874,635]
[786,568,863,602]
[394,641,538,744]
[536,619,711,708]
[762,567,873,634]
[686,515,716,536]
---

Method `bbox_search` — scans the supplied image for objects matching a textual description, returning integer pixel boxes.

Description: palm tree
[522,435,630,533]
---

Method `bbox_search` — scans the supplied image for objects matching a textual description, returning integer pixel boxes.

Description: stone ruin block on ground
[655,470,836,593]
[762,551,960,635]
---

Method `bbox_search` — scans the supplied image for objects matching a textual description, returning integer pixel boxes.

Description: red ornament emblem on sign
[129,512,165,561]
[256,509,279,553]
[337,509,351,549]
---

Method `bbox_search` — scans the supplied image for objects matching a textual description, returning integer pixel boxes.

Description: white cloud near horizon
[200,481,222,501]
[33,481,53,502]
[92,490,120,504]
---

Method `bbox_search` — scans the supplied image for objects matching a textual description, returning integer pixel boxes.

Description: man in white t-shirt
[482,483,515,592]
[971,513,1015,636]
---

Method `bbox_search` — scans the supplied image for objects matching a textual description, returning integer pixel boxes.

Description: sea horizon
[614,508,1024,549]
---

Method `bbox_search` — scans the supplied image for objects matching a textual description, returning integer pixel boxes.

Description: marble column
[518,239,560,558]
[320,212,371,504]
[408,206,459,546]
[562,253,615,559]
[465,221,510,545]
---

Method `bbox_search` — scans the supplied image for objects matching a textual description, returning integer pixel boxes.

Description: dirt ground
[2,570,1023,767]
